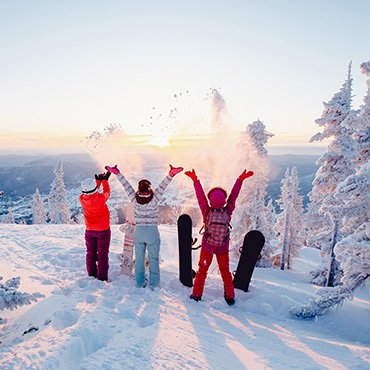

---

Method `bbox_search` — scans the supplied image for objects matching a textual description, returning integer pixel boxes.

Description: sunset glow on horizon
[0,1,368,155]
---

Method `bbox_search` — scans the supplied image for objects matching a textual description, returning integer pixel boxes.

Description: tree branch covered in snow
[360,61,370,77]
[290,274,369,319]
[0,276,44,324]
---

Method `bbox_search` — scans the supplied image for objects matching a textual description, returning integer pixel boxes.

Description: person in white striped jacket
[106,164,183,289]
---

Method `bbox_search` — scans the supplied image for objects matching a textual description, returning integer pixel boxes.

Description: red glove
[105,165,120,175]
[184,169,198,181]
[239,170,253,181]
[169,164,183,177]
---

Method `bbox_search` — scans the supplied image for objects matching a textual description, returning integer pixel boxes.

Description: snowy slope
[0,224,369,370]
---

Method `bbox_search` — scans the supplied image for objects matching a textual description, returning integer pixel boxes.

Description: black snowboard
[233,230,265,292]
[177,214,197,287]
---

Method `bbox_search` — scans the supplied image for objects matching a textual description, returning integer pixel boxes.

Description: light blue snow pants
[133,225,161,288]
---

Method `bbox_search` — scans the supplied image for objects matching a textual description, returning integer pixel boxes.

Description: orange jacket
[79,180,111,231]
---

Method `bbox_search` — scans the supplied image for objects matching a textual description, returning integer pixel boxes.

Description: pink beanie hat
[208,188,227,208]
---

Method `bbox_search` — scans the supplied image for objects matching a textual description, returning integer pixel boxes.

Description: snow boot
[190,294,201,302]
[225,297,235,306]
[224,288,235,306]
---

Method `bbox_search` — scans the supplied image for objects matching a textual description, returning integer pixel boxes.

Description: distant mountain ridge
[0,153,319,223]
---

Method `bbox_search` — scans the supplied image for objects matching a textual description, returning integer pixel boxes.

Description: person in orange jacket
[79,171,111,281]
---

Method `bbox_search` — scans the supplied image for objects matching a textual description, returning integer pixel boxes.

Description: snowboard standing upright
[117,202,135,276]
[233,230,265,292]
[177,214,197,287]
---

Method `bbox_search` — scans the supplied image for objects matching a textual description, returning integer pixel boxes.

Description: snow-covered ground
[0,224,369,370]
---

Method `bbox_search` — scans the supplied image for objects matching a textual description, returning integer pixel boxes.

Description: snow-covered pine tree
[291,64,370,319]
[2,208,15,224]
[343,63,370,168]
[232,119,276,267]
[32,188,47,224]
[337,62,370,235]
[275,167,304,270]
[265,198,276,239]
[0,276,44,324]
[48,160,71,224]
[306,63,358,287]
[334,160,370,295]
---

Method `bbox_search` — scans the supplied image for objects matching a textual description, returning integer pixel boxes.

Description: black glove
[102,171,111,181]
[95,173,104,181]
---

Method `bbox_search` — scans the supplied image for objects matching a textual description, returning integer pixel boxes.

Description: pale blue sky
[0,0,369,153]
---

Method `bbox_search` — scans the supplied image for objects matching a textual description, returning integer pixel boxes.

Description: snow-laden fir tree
[275,167,304,270]
[334,156,370,292]
[231,119,276,267]
[0,276,44,325]
[306,63,358,287]
[32,188,47,224]
[336,62,370,235]
[343,63,370,168]
[291,63,370,318]
[48,160,71,224]
[2,208,15,224]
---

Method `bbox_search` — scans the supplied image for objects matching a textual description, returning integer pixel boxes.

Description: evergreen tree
[32,188,47,224]
[275,167,304,270]
[48,161,71,224]
[2,208,15,224]
[306,63,357,287]
[335,154,370,293]
[232,120,276,267]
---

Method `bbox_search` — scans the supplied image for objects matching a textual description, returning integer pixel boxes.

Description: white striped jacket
[117,173,173,226]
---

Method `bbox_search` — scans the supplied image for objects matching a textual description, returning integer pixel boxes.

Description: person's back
[79,180,110,231]
[105,164,183,289]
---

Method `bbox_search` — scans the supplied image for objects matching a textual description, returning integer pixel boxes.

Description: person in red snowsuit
[184,169,253,305]
[79,171,111,281]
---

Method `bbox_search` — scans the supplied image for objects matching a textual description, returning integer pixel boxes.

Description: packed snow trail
[0,225,369,370]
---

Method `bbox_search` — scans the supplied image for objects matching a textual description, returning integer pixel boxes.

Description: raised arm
[95,171,111,202]
[105,165,135,202]
[226,170,254,215]
[185,169,209,218]
[153,164,183,202]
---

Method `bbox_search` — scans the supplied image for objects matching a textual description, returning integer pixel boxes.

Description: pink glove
[169,164,183,177]
[239,170,254,181]
[184,169,198,181]
[105,165,120,175]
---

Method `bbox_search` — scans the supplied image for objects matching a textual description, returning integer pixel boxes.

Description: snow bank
[0,225,369,370]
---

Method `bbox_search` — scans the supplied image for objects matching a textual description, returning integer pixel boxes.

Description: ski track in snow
[0,224,369,370]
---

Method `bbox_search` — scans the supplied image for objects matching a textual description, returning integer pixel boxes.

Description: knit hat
[138,179,152,193]
[136,179,154,204]
[208,187,227,208]
[81,178,97,194]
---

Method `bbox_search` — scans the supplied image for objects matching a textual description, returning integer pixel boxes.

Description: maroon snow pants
[85,229,111,281]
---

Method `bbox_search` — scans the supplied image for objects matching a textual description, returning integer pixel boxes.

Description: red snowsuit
[79,180,111,281]
[192,178,242,299]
